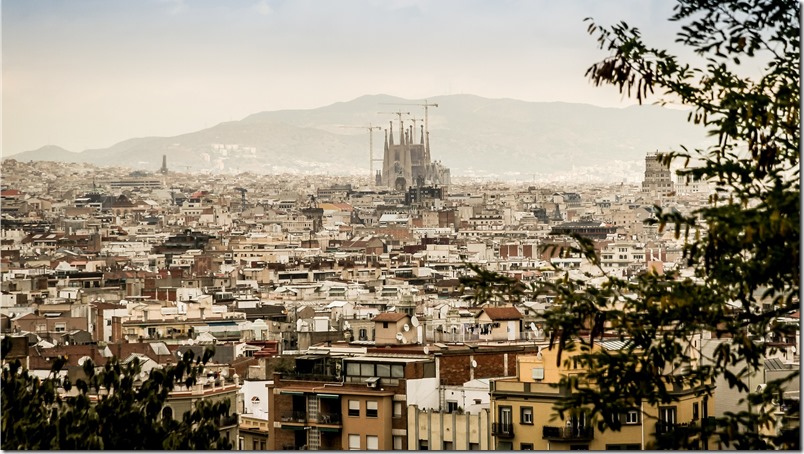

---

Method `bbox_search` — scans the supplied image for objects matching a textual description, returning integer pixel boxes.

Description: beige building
[407,406,491,450]
[490,342,714,450]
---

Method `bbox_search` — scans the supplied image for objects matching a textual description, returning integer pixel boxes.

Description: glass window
[447,401,459,413]
[366,435,379,450]
[521,407,533,424]
[346,362,360,376]
[393,402,403,417]
[367,400,378,418]
[625,410,640,424]
[376,363,391,377]
[348,434,360,450]
[521,443,534,450]
[393,436,403,450]
[361,363,374,376]
[348,400,360,417]
[391,364,404,378]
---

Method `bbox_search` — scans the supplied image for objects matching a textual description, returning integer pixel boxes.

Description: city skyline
[4,0,684,156]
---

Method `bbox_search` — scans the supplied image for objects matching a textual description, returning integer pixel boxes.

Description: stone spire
[388,121,394,147]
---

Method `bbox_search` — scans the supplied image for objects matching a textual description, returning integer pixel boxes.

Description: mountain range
[5,94,711,182]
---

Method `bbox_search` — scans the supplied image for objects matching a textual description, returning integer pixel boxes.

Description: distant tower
[160,155,168,174]
[642,152,674,196]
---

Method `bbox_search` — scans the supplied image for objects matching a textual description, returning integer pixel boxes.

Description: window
[348,400,360,417]
[521,407,533,425]
[376,363,391,377]
[692,402,699,421]
[253,440,259,450]
[361,363,374,376]
[443,441,454,450]
[366,400,378,418]
[447,401,459,413]
[625,410,640,424]
[521,443,534,450]
[391,364,404,378]
[359,328,368,340]
[346,362,360,376]
[382,322,389,328]
[393,401,403,418]
[393,436,403,450]
[531,367,544,380]
[469,443,479,450]
[238,437,244,450]
[366,435,379,450]
[348,434,360,450]
[419,440,429,450]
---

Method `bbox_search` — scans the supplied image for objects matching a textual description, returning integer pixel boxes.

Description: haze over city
[4,0,685,157]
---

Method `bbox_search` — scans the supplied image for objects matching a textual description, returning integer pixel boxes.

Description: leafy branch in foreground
[1,337,233,450]
[463,0,799,449]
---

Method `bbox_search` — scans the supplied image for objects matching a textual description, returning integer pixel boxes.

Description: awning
[320,427,341,432]
[280,391,304,395]
[280,425,306,431]
[317,394,340,399]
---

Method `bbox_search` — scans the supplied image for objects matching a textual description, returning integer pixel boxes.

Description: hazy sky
[3,0,683,155]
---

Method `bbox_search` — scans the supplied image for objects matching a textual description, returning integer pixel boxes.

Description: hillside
[6,94,709,181]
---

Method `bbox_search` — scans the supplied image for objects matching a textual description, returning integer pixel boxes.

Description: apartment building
[490,342,714,450]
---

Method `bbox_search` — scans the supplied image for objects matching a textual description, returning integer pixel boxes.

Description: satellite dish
[396,333,404,341]
[423,346,430,355]
[471,360,478,368]
[411,316,420,327]
[530,322,537,331]
[344,321,351,330]
[403,323,410,332]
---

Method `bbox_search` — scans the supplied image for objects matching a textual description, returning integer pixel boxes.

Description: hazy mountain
[6,94,710,180]
[8,145,85,163]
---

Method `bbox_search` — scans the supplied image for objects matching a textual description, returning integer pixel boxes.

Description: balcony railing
[220,413,239,427]
[654,421,702,449]
[491,422,515,438]
[279,411,307,423]
[542,425,595,441]
[317,413,342,425]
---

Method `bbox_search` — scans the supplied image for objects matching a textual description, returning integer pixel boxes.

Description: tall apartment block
[641,152,675,196]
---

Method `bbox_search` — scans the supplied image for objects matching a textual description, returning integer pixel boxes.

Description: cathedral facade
[378,120,450,191]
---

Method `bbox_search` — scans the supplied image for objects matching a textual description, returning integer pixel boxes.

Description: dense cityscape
[1,106,798,449]
[2,0,799,451]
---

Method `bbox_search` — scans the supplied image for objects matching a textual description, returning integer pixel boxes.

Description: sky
[3,0,684,155]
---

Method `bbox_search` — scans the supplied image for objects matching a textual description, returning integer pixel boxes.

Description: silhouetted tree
[1,338,234,450]
[463,0,799,449]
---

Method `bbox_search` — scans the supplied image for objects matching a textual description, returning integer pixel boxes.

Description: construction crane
[407,116,423,143]
[381,99,439,141]
[376,110,410,124]
[340,124,382,183]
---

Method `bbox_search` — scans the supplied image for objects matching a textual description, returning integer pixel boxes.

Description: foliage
[1,338,233,450]
[462,0,799,449]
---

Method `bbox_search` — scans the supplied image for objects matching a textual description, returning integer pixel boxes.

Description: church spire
[426,131,431,161]
[388,121,394,147]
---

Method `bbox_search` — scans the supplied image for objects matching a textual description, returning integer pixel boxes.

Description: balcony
[542,425,594,441]
[317,413,342,425]
[654,421,701,449]
[492,422,515,438]
[219,413,239,427]
[279,411,307,423]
